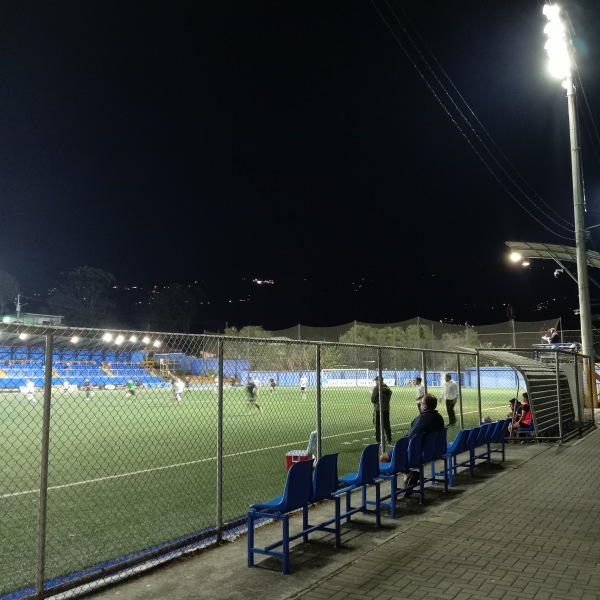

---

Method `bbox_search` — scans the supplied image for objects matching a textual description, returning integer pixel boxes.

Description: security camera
[554,268,563,278]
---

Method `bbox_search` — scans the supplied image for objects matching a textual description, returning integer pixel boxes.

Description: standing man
[415,376,425,413]
[246,377,261,412]
[126,379,136,399]
[371,375,392,445]
[24,379,36,403]
[442,373,459,427]
[174,378,185,404]
[299,374,308,400]
[542,327,559,345]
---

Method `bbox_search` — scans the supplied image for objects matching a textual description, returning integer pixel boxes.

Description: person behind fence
[299,374,308,400]
[508,402,532,439]
[507,397,522,420]
[542,327,559,345]
[246,377,261,412]
[442,373,459,427]
[415,376,425,413]
[371,375,392,445]
[380,394,444,492]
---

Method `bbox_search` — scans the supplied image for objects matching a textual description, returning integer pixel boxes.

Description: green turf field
[0,383,518,594]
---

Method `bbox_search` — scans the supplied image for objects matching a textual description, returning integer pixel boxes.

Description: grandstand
[0,356,163,389]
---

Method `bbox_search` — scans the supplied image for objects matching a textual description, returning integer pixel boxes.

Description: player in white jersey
[299,375,308,400]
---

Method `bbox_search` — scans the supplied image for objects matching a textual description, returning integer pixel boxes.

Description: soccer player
[62,378,70,393]
[415,377,425,413]
[299,374,308,400]
[174,378,185,404]
[126,379,136,398]
[84,378,92,399]
[24,379,36,403]
[246,378,261,412]
[268,377,276,392]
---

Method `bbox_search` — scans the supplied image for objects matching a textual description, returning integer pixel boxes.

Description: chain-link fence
[0,323,595,598]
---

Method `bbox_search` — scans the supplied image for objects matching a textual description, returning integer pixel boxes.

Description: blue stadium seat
[247,459,314,574]
[377,437,410,518]
[337,443,381,527]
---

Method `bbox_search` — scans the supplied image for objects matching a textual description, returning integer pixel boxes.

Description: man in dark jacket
[371,375,392,445]
[380,394,444,462]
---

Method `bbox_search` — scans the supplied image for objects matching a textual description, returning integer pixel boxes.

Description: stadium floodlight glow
[115,335,125,345]
[19,333,28,340]
[543,4,571,81]
[540,2,595,406]
[508,251,530,268]
[71,336,79,344]
[142,336,150,344]
[153,340,161,347]
[542,3,561,20]
[102,333,113,342]
[129,335,138,343]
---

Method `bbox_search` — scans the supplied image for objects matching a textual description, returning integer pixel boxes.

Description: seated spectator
[380,394,444,462]
[507,397,521,419]
[508,403,533,439]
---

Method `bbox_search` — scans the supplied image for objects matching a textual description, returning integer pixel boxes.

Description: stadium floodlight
[142,336,150,344]
[129,335,138,343]
[102,333,113,342]
[115,335,125,345]
[510,251,523,263]
[540,4,595,370]
[18,333,28,340]
[153,340,161,348]
[71,336,79,344]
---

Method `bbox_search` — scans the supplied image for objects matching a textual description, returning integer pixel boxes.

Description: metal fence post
[556,352,563,441]
[316,344,322,459]
[376,348,385,453]
[573,354,582,436]
[216,338,224,543]
[456,353,463,428]
[476,351,482,424]
[36,329,54,596]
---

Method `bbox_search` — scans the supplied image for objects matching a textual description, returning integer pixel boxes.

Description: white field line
[1,405,507,500]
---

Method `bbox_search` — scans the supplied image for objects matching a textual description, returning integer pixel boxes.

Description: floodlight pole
[543,4,595,365]
[564,53,594,365]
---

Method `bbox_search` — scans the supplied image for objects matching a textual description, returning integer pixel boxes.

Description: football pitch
[0,384,516,594]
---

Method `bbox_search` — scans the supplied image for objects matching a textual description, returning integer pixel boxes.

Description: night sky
[1,0,600,331]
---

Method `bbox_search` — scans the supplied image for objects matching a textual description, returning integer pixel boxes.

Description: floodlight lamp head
[543,4,561,21]
[554,268,564,278]
[510,251,523,263]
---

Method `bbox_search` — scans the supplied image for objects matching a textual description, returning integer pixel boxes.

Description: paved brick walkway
[83,429,600,600]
